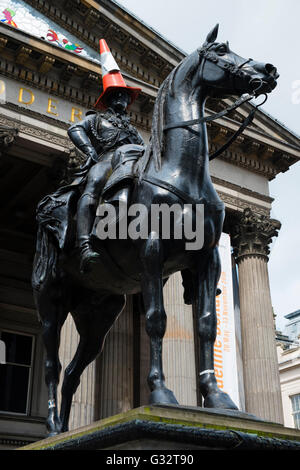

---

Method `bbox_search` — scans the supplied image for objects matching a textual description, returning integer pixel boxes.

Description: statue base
[19,405,300,451]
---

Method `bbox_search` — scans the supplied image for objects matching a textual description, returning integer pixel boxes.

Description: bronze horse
[32,24,278,435]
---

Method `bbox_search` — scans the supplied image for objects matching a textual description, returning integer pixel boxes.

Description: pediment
[0,0,100,63]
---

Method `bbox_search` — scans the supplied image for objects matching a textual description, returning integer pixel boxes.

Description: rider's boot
[78,235,101,273]
[77,193,101,273]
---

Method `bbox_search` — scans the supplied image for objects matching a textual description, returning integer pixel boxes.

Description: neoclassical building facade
[0,0,300,448]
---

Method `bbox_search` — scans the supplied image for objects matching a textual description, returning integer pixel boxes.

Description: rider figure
[69,40,144,272]
[69,90,144,272]
[35,40,144,274]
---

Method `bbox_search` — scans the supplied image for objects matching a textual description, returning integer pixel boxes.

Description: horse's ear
[205,24,219,44]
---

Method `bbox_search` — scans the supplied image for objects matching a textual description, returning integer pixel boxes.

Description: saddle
[36,144,144,252]
[101,143,144,203]
[91,143,144,237]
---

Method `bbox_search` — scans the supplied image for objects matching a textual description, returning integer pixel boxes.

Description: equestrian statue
[32,26,279,435]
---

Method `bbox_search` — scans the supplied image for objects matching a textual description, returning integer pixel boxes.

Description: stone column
[58,297,134,428]
[163,272,198,406]
[95,296,134,420]
[58,315,97,430]
[138,273,198,407]
[231,208,284,423]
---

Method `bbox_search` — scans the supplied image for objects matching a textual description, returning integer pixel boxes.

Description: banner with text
[215,233,240,408]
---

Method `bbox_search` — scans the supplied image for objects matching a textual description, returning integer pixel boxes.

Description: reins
[163,92,268,161]
[163,42,269,161]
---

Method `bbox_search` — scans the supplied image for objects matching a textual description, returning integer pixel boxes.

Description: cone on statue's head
[94,39,141,110]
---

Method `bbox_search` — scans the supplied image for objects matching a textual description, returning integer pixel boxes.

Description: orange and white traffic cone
[94,39,141,109]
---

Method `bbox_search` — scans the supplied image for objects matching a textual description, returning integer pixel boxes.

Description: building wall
[277,345,300,429]
[1,0,299,446]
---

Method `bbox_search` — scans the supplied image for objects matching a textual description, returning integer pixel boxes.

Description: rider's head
[106,90,130,113]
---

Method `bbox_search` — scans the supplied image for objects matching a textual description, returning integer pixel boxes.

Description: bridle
[163,43,268,161]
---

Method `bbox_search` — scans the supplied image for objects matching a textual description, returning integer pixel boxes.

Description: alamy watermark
[0,79,6,104]
[96,202,205,250]
[0,340,5,364]
[292,80,300,104]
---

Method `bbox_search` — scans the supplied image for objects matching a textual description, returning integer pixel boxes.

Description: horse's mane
[137,52,200,180]
[137,61,182,180]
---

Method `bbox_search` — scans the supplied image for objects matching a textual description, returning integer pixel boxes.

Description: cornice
[214,96,300,150]
[22,0,177,86]
[0,113,275,218]
[217,190,270,217]
[212,175,273,204]
[1,1,297,181]
[23,0,300,152]
[0,25,296,179]
[0,110,71,150]
[0,21,162,97]
[94,0,185,61]
[0,101,292,181]
[208,121,298,180]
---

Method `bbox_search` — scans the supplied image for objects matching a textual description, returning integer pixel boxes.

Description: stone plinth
[19,405,300,451]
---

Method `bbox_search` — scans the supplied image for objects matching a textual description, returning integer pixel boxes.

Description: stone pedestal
[20,405,300,451]
[232,208,283,424]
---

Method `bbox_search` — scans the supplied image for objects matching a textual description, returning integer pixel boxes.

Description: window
[0,330,34,415]
[291,394,300,429]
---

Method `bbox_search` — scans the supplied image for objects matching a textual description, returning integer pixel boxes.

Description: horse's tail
[32,225,60,295]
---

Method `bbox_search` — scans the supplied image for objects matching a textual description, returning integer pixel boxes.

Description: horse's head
[196,24,279,98]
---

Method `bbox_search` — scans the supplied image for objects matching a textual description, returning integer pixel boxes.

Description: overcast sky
[116,0,300,331]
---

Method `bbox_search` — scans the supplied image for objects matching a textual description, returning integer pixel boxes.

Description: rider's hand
[78,156,93,172]
[88,149,99,164]
[74,153,97,176]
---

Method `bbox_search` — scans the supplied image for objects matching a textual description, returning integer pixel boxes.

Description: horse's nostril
[265,63,276,76]
[249,78,262,92]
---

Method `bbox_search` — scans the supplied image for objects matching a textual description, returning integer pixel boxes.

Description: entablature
[0,0,299,183]
[208,119,300,181]
[22,0,181,87]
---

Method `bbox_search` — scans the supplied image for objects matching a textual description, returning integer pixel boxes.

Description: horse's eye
[217,45,227,54]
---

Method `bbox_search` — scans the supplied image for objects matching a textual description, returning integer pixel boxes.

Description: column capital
[0,125,18,150]
[231,208,281,262]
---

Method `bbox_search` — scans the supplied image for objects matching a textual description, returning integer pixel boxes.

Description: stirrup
[79,245,101,273]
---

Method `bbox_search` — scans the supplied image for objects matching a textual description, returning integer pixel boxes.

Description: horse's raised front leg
[140,234,178,405]
[196,246,238,410]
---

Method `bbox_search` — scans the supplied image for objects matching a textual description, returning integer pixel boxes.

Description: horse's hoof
[204,390,238,410]
[46,416,62,436]
[149,388,179,406]
[47,431,61,438]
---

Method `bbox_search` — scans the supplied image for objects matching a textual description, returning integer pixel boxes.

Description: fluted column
[58,315,97,430]
[95,295,134,419]
[231,208,283,423]
[163,273,197,406]
[138,273,198,407]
